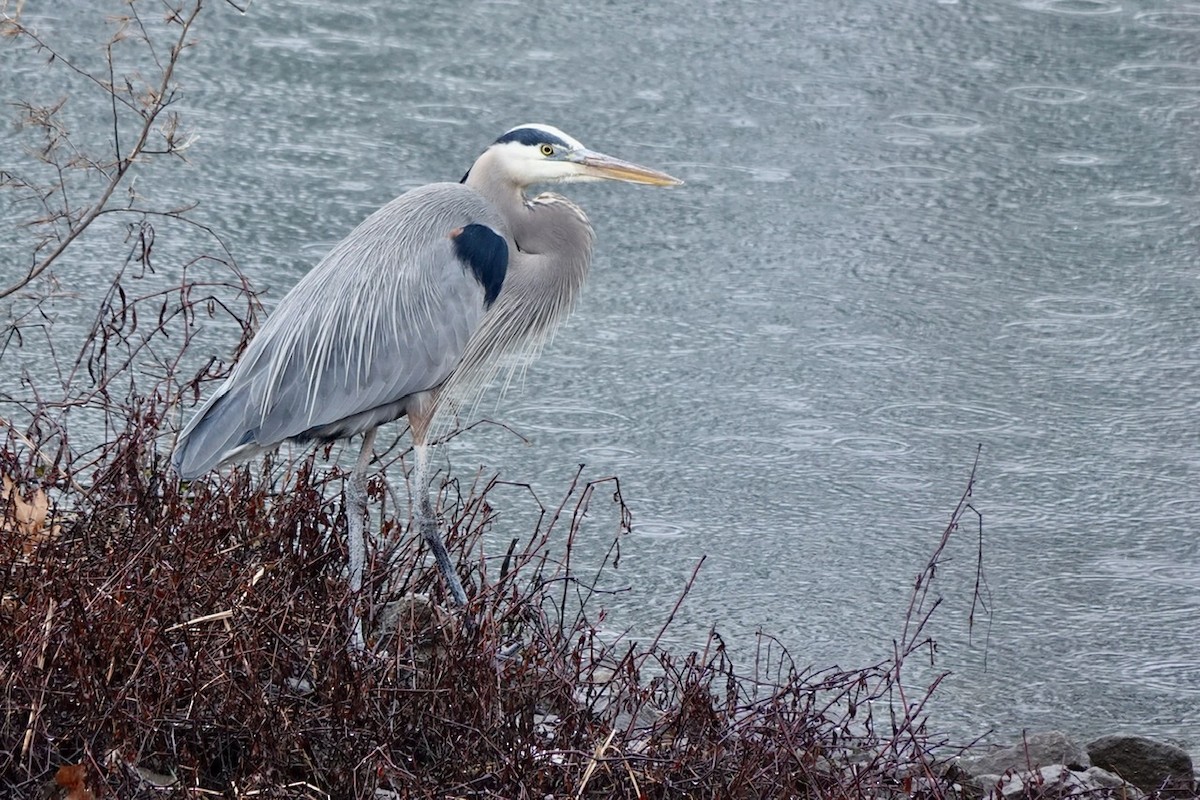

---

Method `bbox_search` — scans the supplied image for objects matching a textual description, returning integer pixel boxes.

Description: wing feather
[173,183,507,477]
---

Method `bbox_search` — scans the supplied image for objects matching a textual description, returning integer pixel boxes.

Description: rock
[964,772,1003,796]
[1086,734,1195,795]
[961,731,1091,778]
[973,764,1144,799]
[1083,765,1142,792]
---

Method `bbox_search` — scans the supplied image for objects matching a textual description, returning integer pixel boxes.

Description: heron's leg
[345,428,377,595]
[411,441,469,608]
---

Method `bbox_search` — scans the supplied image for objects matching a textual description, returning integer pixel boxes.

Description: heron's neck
[464,159,528,239]
[464,160,593,260]
[445,158,596,412]
[463,155,594,333]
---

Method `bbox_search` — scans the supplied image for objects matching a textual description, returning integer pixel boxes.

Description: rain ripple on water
[1060,193,1178,229]
[1122,660,1200,697]
[1109,191,1169,208]
[1006,85,1091,104]
[806,337,923,367]
[694,433,814,465]
[831,435,912,457]
[1025,294,1129,320]
[1000,318,1114,348]
[1135,11,1200,31]
[1113,64,1200,90]
[892,110,984,136]
[1021,557,1200,699]
[870,401,1021,434]
[1018,0,1122,15]
[844,164,956,183]
[875,472,937,492]
[504,404,630,436]
[884,133,934,146]
[889,112,984,136]
[1045,152,1110,167]
[633,520,690,540]
[1151,497,1200,524]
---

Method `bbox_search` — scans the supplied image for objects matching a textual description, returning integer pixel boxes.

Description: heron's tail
[172,387,262,479]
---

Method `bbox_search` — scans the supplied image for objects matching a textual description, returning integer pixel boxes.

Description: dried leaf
[1,472,60,553]
[54,763,95,800]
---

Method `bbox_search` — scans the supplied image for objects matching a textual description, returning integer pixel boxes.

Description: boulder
[974,764,1144,799]
[1086,734,1194,795]
[961,731,1091,778]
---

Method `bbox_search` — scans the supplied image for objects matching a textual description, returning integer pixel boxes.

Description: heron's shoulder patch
[450,224,508,308]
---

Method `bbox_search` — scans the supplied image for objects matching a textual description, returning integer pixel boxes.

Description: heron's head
[465,123,682,189]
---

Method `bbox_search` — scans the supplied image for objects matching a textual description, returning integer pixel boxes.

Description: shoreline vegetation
[0,2,1195,797]
[1,432,968,798]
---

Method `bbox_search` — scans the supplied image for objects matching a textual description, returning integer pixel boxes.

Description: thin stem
[0,1,204,299]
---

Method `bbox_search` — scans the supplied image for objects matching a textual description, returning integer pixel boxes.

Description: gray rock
[1084,765,1147,796]
[974,765,1145,799]
[970,773,1001,796]
[1086,734,1195,795]
[961,730,1091,778]
[1022,767,1142,796]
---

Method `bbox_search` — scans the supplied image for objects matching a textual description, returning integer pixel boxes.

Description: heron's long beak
[571,149,683,186]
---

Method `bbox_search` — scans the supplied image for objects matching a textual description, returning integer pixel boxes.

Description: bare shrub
[1,421,985,797]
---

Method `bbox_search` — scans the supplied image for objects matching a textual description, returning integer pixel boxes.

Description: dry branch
[1,1,204,299]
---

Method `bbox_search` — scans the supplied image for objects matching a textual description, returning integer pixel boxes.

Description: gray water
[3,0,1198,748]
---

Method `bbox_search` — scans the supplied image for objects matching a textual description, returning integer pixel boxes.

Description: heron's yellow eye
[539,144,555,157]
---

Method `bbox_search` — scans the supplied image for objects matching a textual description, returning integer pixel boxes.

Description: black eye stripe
[493,127,572,149]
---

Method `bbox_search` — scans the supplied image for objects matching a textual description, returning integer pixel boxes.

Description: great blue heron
[172,123,681,612]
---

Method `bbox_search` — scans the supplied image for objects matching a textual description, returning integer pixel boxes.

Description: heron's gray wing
[173,183,506,477]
